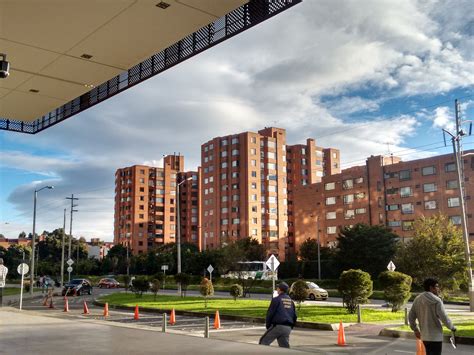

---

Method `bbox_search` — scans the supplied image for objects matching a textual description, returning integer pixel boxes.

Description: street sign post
[161,265,168,290]
[207,265,214,282]
[266,255,280,294]
[0,262,8,308]
[387,261,396,272]
[67,259,74,281]
[17,263,29,310]
[67,266,73,273]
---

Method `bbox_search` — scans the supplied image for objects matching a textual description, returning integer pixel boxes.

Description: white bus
[222,261,275,281]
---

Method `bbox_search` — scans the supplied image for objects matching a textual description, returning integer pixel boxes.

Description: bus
[222,261,275,280]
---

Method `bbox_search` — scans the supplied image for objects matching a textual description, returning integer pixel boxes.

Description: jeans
[423,341,442,355]
[259,325,292,348]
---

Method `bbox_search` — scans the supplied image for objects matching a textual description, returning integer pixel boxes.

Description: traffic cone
[169,308,176,325]
[337,321,346,346]
[63,297,69,312]
[416,339,426,355]
[134,305,139,320]
[48,297,55,309]
[83,300,90,315]
[103,302,109,317]
[214,310,221,329]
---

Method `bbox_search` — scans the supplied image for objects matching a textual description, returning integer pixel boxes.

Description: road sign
[161,265,169,271]
[67,266,73,273]
[266,255,280,272]
[387,261,396,272]
[0,265,8,288]
[66,259,74,266]
[207,265,214,274]
[17,263,29,276]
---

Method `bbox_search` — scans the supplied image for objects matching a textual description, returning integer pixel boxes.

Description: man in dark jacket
[259,282,297,348]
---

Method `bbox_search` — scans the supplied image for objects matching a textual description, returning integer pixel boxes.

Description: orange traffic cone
[416,339,426,355]
[48,297,55,309]
[103,302,109,317]
[214,310,221,329]
[83,300,90,315]
[169,308,176,325]
[134,305,139,320]
[63,297,69,312]
[337,321,346,346]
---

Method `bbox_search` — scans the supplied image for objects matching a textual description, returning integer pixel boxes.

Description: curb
[93,300,339,331]
[379,328,474,345]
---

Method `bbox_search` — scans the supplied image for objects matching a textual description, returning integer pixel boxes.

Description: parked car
[62,279,93,296]
[289,281,328,301]
[98,278,120,288]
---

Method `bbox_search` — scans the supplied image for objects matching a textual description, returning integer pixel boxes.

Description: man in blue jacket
[259,282,297,348]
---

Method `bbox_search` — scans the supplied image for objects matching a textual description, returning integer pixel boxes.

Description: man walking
[259,282,297,348]
[409,278,456,355]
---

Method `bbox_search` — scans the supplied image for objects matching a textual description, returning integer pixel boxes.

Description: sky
[1,0,473,242]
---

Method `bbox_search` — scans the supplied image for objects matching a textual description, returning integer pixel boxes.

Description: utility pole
[60,208,66,288]
[443,99,474,312]
[65,194,78,281]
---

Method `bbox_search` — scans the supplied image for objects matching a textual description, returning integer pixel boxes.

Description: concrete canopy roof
[0,0,301,134]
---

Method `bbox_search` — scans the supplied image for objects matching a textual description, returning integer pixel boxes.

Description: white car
[290,281,328,301]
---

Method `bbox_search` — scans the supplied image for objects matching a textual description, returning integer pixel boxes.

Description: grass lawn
[1,287,40,296]
[101,293,405,324]
[391,324,474,338]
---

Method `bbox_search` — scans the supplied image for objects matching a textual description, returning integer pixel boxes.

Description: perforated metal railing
[0,0,302,134]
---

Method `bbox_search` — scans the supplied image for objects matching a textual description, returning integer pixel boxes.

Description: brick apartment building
[200,127,339,260]
[294,152,474,253]
[114,155,200,255]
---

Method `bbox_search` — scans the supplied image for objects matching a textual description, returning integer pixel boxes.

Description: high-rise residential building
[293,152,474,253]
[201,127,339,260]
[286,139,340,253]
[114,155,186,255]
[178,170,201,248]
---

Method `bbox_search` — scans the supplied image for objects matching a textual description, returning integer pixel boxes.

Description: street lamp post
[176,176,192,296]
[30,185,54,295]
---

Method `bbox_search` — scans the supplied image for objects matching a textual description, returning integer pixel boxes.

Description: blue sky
[1,0,473,241]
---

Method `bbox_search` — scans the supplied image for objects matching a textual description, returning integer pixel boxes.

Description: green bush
[200,278,214,307]
[229,284,243,301]
[131,276,149,297]
[378,271,412,312]
[290,280,309,310]
[174,273,191,297]
[338,269,373,314]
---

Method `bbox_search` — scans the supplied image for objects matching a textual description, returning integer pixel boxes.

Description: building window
[449,215,462,225]
[402,220,414,231]
[343,194,354,204]
[325,182,335,190]
[423,183,437,193]
[386,187,399,195]
[424,200,437,210]
[221,151,228,158]
[221,219,228,225]
[399,170,411,180]
[251,171,257,177]
[268,152,276,159]
[221,207,228,213]
[355,177,364,184]
[422,166,436,176]
[400,187,413,197]
[327,226,337,234]
[445,162,456,172]
[232,218,240,224]
[221,162,228,168]
[252,218,258,224]
[355,208,366,214]
[355,192,365,200]
[326,197,336,205]
[326,211,336,220]
[342,179,353,190]
[222,196,228,202]
[139,178,145,183]
[344,210,355,219]
[388,221,401,227]
[221,139,228,146]
[448,197,460,207]
[221,173,227,180]
[401,203,414,214]
[251,137,257,144]
[250,148,256,155]
[139,214,144,218]
[268,163,276,170]
[251,206,258,213]
[231,137,239,145]
[446,180,458,189]
[232,149,239,156]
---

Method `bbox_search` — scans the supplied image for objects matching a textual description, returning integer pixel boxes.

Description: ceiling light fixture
[84,84,95,89]
[29,89,39,93]
[156,2,170,9]
[80,54,93,59]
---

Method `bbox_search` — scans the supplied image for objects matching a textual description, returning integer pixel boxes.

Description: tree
[335,224,398,277]
[290,280,309,313]
[338,269,373,314]
[395,215,467,292]
[131,276,149,297]
[299,238,319,261]
[379,271,412,312]
[174,273,191,297]
[229,284,243,301]
[150,279,161,301]
[200,278,214,307]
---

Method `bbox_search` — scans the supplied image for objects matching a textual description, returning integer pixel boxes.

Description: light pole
[30,185,54,295]
[60,208,66,288]
[176,176,192,296]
